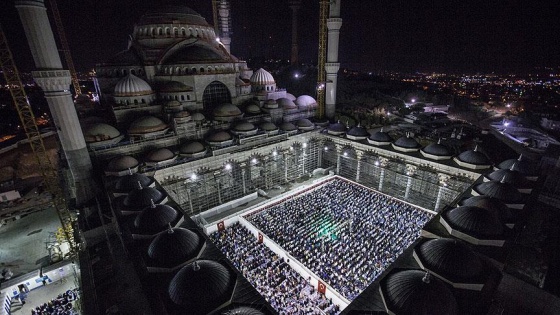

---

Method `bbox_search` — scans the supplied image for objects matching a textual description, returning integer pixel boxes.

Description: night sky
[1,0,560,73]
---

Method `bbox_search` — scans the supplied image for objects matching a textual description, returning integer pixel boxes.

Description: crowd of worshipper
[30,289,78,315]
[210,223,340,315]
[245,178,433,300]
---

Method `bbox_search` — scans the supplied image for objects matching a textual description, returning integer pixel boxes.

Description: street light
[224,163,232,171]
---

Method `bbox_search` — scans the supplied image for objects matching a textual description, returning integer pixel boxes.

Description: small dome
[148,228,201,267]
[277,98,297,110]
[369,130,392,143]
[296,119,314,128]
[123,186,165,209]
[106,156,139,172]
[84,123,121,142]
[213,103,242,118]
[285,93,296,101]
[114,74,153,97]
[422,141,452,157]
[382,270,458,315]
[498,155,537,176]
[168,260,234,312]
[192,112,205,122]
[295,95,317,107]
[224,307,264,315]
[327,121,347,133]
[416,238,484,282]
[444,206,504,238]
[279,122,297,132]
[259,121,278,131]
[456,147,490,166]
[174,110,191,118]
[158,80,192,92]
[180,141,206,155]
[128,116,167,134]
[166,100,181,108]
[460,195,514,223]
[145,148,175,162]
[394,135,421,149]
[473,180,523,203]
[233,121,257,132]
[207,130,233,142]
[250,68,275,85]
[115,172,153,191]
[263,99,279,109]
[245,103,261,114]
[134,203,179,234]
[347,125,369,137]
[486,167,529,187]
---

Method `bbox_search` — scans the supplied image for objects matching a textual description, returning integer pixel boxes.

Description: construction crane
[316,0,329,119]
[0,24,79,258]
[47,0,82,96]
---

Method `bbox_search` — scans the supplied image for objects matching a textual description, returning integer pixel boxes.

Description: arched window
[130,69,136,75]
[202,81,231,109]
[174,28,178,36]
[184,67,188,74]
[138,69,143,75]
[192,67,196,74]
[181,28,186,36]
[200,67,205,73]
[181,95,185,101]
[175,95,178,100]
[187,94,191,100]
[134,99,138,105]
[165,27,170,35]
[141,99,145,103]
[151,28,155,36]
[188,28,193,36]
[195,28,200,37]
[176,67,181,74]
[158,27,163,35]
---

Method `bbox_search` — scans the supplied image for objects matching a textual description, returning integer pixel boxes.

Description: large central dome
[137,5,209,26]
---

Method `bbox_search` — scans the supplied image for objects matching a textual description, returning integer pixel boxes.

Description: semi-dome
[245,103,261,114]
[148,227,201,267]
[128,116,168,134]
[443,206,504,238]
[225,307,264,315]
[123,186,166,209]
[106,156,140,173]
[421,140,452,160]
[168,260,234,312]
[259,121,278,131]
[416,238,484,282]
[148,228,202,267]
[277,98,297,110]
[295,95,317,107]
[165,100,181,108]
[180,141,206,155]
[164,44,226,64]
[174,110,191,118]
[138,5,210,27]
[207,130,233,142]
[134,202,179,234]
[473,179,523,203]
[84,123,121,143]
[213,103,243,119]
[327,121,347,135]
[279,122,297,132]
[296,119,314,130]
[158,80,193,92]
[114,74,153,97]
[381,270,458,315]
[454,146,491,169]
[368,129,392,145]
[145,148,175,162]
[115,172,154,192]
[250,68,275,85]
[285,93,296,101]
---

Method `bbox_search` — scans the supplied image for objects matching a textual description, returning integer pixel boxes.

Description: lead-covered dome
[106,155,140,173]
[224,307,265,315]
[250,68,275,85]
[295,95,317,108]
[207,130,233,142]
[497,155,537,176]
[347,124,369,140]
[279,122,297,132]
[416,238,484,282]
[138,5,210,27]
[114,74,153,97]
[123,186,166,209]
[486,166,529,188]
[128,116,168,134]
[180,141,206,155]
[460,195,514,224]
[168,260,234,313]
[472,179,523,203]
[134,202,179,234]
[443,206,505,238]
[84,123,121,143]
[296,118,314,130]
[259,121,278,132]
[277,98,297,110]
[381,270,458,315]
[148,227,201,267]
[368,129,392,145]
[454,146,491,169]
[233,121,257,132]
[421,140,452,160]
[393,135,421,152]
[213,103,243,120]
[327,121,347,135]
[115,172,154,192]
[145,148,175,163]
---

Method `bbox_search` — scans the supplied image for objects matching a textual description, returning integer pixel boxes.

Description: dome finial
[510,161,517,171]
[380,127,384,132]
[422,271,431,283]
[128,168,133,175]
[193,261,200,271]
[474,144,479,152]
[137,181,143,190]
[166,223,174,234]
[518,154,523,161]
[437,138,441,145]
[150,199,156,208]
[500,174,507,184]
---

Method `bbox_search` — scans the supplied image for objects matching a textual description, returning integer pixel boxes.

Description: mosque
[3,1,559,315]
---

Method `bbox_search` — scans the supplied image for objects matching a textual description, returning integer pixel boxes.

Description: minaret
[15,0,94,203]
[289,0,301,65]
[217,0,232,54]
[325,0,342,119]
